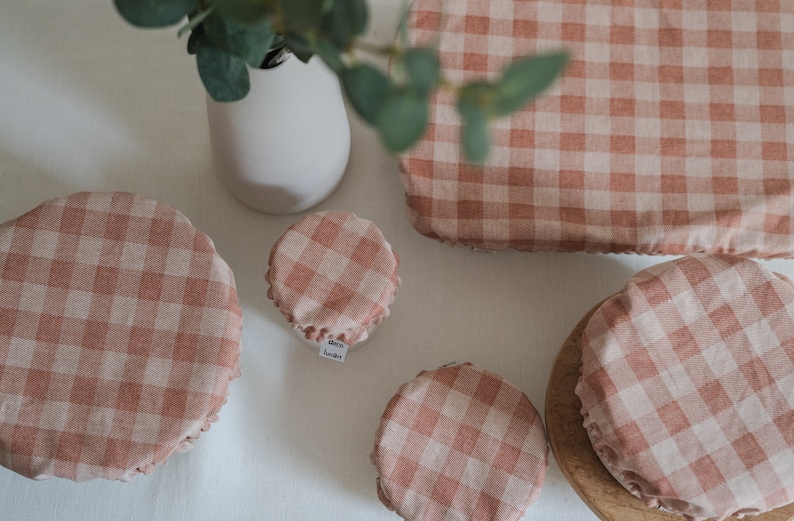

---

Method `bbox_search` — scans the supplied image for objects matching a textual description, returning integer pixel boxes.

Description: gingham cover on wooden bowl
[266,211,399,346]
[371,363,549,521]
[0,192,242,482]
[400,0,794,257]
[575,254,794,520]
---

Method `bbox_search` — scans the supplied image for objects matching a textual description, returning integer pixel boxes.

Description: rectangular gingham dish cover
[400,0,794,257]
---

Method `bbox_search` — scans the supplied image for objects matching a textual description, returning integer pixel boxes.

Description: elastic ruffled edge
[265,268,402,347]
[119,354,242,482]
[578,340,771,521]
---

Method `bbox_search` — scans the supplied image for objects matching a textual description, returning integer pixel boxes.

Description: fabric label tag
[319,338,349,363]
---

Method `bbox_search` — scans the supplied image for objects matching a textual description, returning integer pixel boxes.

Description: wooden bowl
[545,300,794,521]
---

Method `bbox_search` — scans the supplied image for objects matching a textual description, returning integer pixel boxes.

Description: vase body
[206,56,351,214]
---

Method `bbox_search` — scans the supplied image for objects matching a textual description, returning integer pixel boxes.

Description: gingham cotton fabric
[575,254,794,520]
[400,0,794,257]
[265,211,399,346]
[0,192,242,482]
[371,363,549,521]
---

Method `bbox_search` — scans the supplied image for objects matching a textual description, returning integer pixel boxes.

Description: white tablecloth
[1,1,790,520]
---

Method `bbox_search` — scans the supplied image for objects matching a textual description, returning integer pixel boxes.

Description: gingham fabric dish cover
[266,211,399,346]
[400,0,794,257]
[0,192,242,482]
[576,254,794,520]
[372,363,549,521]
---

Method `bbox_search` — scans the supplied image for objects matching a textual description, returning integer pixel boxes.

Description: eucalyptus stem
[351,39,400,58]
[178,6,214,37]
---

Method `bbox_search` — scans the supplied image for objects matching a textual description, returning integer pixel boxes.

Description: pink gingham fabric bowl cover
[0,192,242,482]
[372,363,549,521]
[576,254,794,520]
[400,0,794,257]
[266,211,399,346]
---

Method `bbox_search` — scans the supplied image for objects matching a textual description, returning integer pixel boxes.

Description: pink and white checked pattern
[576,254,794,520]
[0,192,242,482]
[266,211,399,346]
[400,0,794,257]
[372,363,548,521]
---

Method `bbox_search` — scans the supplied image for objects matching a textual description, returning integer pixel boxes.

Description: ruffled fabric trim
[265,270,402,347]
[370,447,397,513]
[580,408,663,509]
[118,355,242,483]
[578,381,764,521]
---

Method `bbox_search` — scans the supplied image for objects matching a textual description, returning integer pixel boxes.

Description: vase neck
[261,45,291,69]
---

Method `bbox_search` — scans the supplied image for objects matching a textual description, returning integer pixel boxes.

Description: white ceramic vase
[206,56,351,214]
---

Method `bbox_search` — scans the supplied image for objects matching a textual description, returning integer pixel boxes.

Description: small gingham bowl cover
[576,254,794,520]
[371,363,549,521]
[265,211,399,346]
[0,192,242,482]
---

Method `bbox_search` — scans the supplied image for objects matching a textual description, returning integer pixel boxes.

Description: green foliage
[195,38,250,101]
[492,52,569,117]
[278,0,325,32]
[452,51,569,162]
[202,13,276,67]
[282,33,315,63]
[400,48,440,95]
[324,0,367,49]
[312,39,345,73]
[376,88,428,152]
[458,83,494,163]
[115,0,199,27]
[114,0,569,162]
[341,64,390,124]
[211,0,269,23]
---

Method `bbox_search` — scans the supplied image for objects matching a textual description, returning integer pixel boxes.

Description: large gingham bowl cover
[400,0,794,257]
[372,363,549,521]
[575,254,794,520]
[265,211,399,346]
[0,192,242,482]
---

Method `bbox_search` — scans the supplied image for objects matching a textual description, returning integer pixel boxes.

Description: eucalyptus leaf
[313,40,345,74]
[187,24,205,54]
[115,0,199,27]
[203,13,276,67]
[278,0,325,32]
[340,63,391,125]
[457,98,491,163]
[492,50,568,117]
[284,33,315,63]
[196,39,250,101]
[401,47,440,95]
[324,0,368,49]
[376,88,428,153]
[211,0,271,24]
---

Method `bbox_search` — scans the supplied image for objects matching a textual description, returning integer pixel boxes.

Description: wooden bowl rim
[544,298,794,521]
